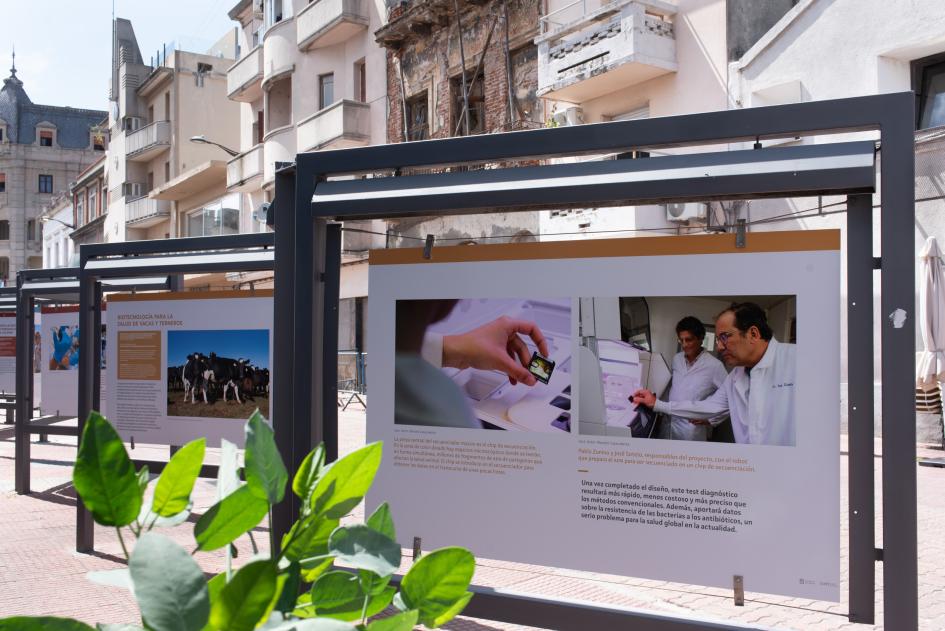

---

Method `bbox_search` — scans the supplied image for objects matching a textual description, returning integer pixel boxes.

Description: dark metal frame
[279,92,917,629]
[75,233,275,552]
[13,267,172,495]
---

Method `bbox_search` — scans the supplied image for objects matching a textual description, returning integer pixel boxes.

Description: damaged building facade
[376,0,544,246]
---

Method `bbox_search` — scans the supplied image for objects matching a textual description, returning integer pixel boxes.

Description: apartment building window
[164,161,170,183]
[319,73,335,110]
[76,195,85,224]
[0,173,5,193]
[196,63,212,87]
[148,105,155,124]
[39,130,53,147]
[0,257,8,282]
[269,0,284,25]
[165,92,171,121]
[0,128,4,142]
[26,219,35,241]
[91,129,106,150]
[0,221,9,240]
[354,59,366,103]
[38,174,53,193]
[89,186,98,219]
[451,71,485,136]
[405,92,429,141]
[147,172,154,192]
[187,204,239,237]
[913,52,945,129]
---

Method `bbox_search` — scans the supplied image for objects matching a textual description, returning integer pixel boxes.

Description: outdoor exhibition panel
[13,267,171,495]
[41,305,105,418]
[278,92,917,628]
[0,310,15,393]
[105,290,273,448]
[76,232,275,552]
[367,231,840,601]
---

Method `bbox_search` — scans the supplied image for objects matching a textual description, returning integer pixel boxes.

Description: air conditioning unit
[123,116,143,132]
[122,182,144,198]
[552,107,584,127]
[665,202,708,224]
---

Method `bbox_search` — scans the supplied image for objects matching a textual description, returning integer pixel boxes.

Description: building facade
[39,193,75,269]
[0,58,106,282]
[69,155,108,251]
[103,19,243,244]
[375,0,544,246]
[225,0,392,350]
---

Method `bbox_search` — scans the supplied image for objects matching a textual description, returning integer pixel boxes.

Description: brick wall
[380,0,542,144]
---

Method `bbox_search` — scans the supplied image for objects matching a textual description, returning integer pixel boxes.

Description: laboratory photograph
[576,295,797,446]
[394,297,573,432]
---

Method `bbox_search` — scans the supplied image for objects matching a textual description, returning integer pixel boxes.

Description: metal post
[846,193,875,624]
[76,260,97,553]
[879,95,918,628]
[272,163,298,548]
[14,278,32,494]
[322,223,341,463]
[453,0,470,136]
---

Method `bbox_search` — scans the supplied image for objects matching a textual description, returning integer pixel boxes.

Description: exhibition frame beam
[76,232,275,553]
[279,92,916,629]
[14,267,171,495]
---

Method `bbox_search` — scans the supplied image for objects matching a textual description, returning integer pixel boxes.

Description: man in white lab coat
[633,303,796,447]
[664,316,729,441]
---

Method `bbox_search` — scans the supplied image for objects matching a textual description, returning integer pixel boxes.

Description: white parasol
[916,236,945,388]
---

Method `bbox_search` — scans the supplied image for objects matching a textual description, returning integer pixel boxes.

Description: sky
[8,0,238,112]
[168,329,270,369]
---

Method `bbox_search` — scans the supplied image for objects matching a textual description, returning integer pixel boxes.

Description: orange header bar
[369,230,840,266]
[108,289,274,303]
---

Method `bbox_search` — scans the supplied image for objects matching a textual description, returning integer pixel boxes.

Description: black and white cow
[182,353,210,404]
[207,353,253,404]
[254,368,270,396]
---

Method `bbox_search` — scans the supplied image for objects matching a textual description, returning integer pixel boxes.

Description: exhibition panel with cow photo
[105,291,273,446]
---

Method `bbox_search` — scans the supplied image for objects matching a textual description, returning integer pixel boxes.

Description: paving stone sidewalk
[1,410,944,630]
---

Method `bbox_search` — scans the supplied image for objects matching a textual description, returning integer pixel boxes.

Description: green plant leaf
[217,439,240,501]
[129,533,209,631]
[282,512,338,563]
[398,547,475,628]
[208,560,278,631]
[245,411,287,504]
[309,572,394,622]
[138,499,192,529]
[299,555,334,583]
[365,502,395,540]
[328,525,401,577]
[195,485,269,551]
[365,610,419,631]
[0,618,94,630]
[260,619,357,630]
[72,412,142,526]
[292,444,325,503]
[97,625,145,631]
[311,442,382,519]
[136,466,150,494]
[274,562,302,614]
[152,438,205,517]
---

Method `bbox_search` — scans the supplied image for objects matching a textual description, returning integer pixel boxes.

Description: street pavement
[1,409,944,630]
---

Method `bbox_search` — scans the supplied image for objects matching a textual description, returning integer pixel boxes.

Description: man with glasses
[632,302,796,446]
[663,316,728,441]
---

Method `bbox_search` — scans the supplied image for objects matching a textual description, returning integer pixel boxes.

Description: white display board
[0,312,15,393]
[105,291,273,447]
[41,307,104,417]
[366,231,841,602]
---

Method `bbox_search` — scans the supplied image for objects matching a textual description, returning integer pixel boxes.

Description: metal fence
[338,350,366,410]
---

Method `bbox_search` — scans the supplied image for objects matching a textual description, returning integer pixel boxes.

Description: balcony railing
[126,196,170,227]
[226,144,265,191]
[297,100,370,152]
[126,120,171,161]
[537,0,677,103]
[297,0,368,50]
[227,46,264,102]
